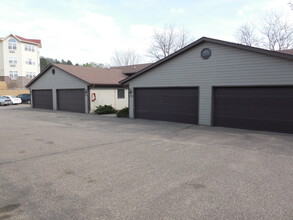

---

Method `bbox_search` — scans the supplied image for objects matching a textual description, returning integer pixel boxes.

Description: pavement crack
[164,125,195,138]
[0,139,133,166]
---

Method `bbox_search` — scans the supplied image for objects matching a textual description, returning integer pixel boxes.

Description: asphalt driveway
[1,105,293,220]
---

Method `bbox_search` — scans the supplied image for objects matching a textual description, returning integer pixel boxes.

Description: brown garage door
[32,90,53,110]
[135,87,198,124]
[57,89,85,113]
[213,87,293,133]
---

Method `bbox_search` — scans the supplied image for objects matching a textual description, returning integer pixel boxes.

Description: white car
[3,95,22,104]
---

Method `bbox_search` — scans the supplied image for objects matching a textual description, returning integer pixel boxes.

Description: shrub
[95,105,116,115]
[116,107,129,117]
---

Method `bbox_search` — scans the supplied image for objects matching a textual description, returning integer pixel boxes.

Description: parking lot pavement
[1,105,293,220]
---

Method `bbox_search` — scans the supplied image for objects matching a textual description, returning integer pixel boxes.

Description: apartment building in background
[0,34,41,89]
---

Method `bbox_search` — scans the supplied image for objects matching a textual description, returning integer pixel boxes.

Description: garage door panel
[215,87,293,97]
[137,94,196,104]
[138,103,194,113]
[135,88,198,124]
[32,90,53,110]
[215,97,293,107]
[214,87,293,133]
[216,117,293,133]
[216,105,293,120]
[139,104,193,114]
[137,98,195,106]
[57,89,85,113]
[136,111,197,124]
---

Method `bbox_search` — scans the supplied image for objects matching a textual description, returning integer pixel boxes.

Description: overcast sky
[0,0,292,65]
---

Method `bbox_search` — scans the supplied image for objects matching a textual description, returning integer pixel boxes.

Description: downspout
[123,84,130,115]
[87,85,92,113]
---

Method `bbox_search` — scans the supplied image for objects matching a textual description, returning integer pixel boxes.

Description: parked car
[3,95,22,104]
[17,94,31,104]
[0,96,13,106]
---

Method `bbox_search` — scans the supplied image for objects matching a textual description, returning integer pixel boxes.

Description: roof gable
[120,37,293,84]
[26,64,128,87]
[0,34,41,46]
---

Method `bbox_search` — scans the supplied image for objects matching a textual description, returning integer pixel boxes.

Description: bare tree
[111,49,142,66]
[261,12,293,50]
[148,25,194,60]
[235,23,260,47]
[289,1,293,10]
[83,62,104,68]
[235,11,293,50]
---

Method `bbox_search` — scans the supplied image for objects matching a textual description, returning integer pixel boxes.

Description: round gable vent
[201,48,211,59]
[52,69,55,75]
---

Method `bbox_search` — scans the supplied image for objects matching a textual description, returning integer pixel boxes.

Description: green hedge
[116,107,129,117]
[95,105,116,115]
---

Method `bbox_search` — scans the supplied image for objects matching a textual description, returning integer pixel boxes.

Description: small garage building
[121,37,293,134]
[26,64,130,113]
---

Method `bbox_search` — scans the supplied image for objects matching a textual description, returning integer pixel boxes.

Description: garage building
[26,64,132,113]
[121,37,293,134]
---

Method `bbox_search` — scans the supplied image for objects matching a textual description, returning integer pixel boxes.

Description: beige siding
[90,88,128,112]
[0,36,41,88]
[0,42,3,77]
[128,42,293,125]
[29,67,88,112]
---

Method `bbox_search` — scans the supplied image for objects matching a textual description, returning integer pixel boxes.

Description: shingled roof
[26,63,150,87]
[15,35,41,45]
[279,49,293,55]
[111,63,152,75]
[0,34,41,46]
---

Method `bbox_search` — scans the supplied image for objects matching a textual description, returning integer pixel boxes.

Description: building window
[25,58,35,65]
[25,44,35,52]
[9,57,17,66]
[9,71,18,80]
[117,89,125,99]
[26,72,36,79]
[8,38,17,50]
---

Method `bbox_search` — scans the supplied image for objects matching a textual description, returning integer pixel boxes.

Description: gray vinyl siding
[29,67,88,112]
[128,42,293,125]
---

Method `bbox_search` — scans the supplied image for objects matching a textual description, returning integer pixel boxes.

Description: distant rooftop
[279,49,293,55]
[15,35,41,45]
[111,63,152,75]
[0,34,41,46]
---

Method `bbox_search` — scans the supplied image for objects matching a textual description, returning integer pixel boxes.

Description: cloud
[0,5,127,64]
[237,0,293,18]
[170,8,185,14]
[130,24,153,37]
[261,0,291,11]
[78,11,121,38]
[237,5,256,16]
[0,0,158,65]
[3,0,290,66]
[128,24,154,59]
